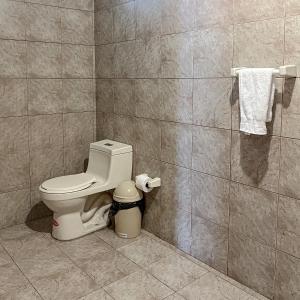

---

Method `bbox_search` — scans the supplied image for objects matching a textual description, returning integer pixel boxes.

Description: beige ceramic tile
[228,233,275,298]
[147,253,207,290]
[1,284,42,299]
[192,126,231,179]
[161,0,195,35]
[96,79,114,113]
[230,183,277,247]
[277,196,300,258]
[160,79,193,123]
[0,0,26,40]
[178,272,258,300]
[118,236,175,268]
[60,0,94,11]
[80,250,140,287]
[233,0,284,23]
[161,121,193,168]
[26,3,61,43]
[286,0,300,16]
[279,137,300,199]
[61,9,94,45]
[28,79,63,115]
[64,145,89,174]
[231,132,280,192]
[113,79,135,116]
[161,32,193,78]
[234,19,284,67]
[95,8,113,45]
[104,270,173,300]
[95,44,115,78]
[192,172,230,226]
[79,289,114,300]
[191,215,228,274]
[274,251,300,300]
[113,2,135,42]
[0,79,27,117]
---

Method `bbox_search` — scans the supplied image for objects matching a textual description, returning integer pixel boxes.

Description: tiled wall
[95,0,300,299]
[0,0,96,227]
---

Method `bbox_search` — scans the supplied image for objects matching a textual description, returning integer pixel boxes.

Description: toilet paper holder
[135,174,161,193]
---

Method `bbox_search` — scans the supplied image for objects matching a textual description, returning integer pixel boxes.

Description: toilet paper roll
[135,174,153,193]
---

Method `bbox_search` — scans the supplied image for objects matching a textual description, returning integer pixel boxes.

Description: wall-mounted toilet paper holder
[135,174,161,193]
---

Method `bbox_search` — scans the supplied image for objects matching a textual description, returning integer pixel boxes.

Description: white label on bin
[118,232,128,238]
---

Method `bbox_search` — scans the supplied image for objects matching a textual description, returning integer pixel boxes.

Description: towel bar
[231,65,297,78]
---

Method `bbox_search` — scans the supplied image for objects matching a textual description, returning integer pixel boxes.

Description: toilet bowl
[39,140,133,240]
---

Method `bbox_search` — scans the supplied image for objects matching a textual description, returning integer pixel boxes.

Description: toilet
[39,140,133,241]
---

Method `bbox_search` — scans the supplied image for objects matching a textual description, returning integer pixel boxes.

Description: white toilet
[39,140,133,241]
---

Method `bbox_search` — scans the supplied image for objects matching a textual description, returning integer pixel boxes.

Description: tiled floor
[0,218,268,300]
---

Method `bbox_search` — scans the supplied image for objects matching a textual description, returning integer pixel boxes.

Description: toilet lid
[41,173,96,193]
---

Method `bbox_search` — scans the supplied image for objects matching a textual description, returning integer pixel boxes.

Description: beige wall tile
[95,8,113,45]
[113,79,135,116]
[95,44,115,78]
[231,132,280,192]
[277,196,300,258]
[28,79,63,115]
[62,44,94,78]
[285,16,300,76]
[0,116,28,154]
[27,42,61,78]
[96,79,114,113]
[228,233,275,298]
[192,126,231,179]
[26,3,61,43]
[63,112,95,147]
[135,79,160,119]
[29,114,63,150]
[96,112,114,140]
[64,145,89,175]
[135,118,161,159]
[136,0,161,39]
[0,1,26,40]
[160,79,193,123]
[60,0,94,11]
[63,79,95,113]
[135,37,161,78]
[192,172,230,226]
[113,2,135,42]
[233,0,284,23]
[194,0,233,28]
[161,0,195,35]
[230,183,278,247]
[193,79,232,129]
[279,138,300,199]
[0,189,30,229]
[0,40,27,78]
[193,26,233,78]
[113,114,136,147]
[61,9,94,45]
[191,215,228,273]
[0,79,27,117]
[234,19,284,67]
[274,252,300,300]
[113,41,136,78]
[161,122,192,168]
[286,0,300,16]
[161,32,193,78]
[0,152,30,193]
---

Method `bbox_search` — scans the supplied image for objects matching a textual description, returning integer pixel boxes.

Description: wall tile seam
[0,37,95,47]
[191,212,230,229]
[8,0,94,13]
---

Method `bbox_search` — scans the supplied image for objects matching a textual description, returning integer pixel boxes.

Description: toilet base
[51,203,111,241]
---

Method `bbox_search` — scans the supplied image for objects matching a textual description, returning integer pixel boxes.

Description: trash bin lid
[113,180,143,203]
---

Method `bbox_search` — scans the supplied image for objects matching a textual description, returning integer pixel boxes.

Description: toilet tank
[86,140,133,186]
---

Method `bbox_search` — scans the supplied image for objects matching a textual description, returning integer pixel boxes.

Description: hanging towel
[239,68,275,135]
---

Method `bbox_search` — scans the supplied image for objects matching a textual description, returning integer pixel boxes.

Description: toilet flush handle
[147,177,161,188]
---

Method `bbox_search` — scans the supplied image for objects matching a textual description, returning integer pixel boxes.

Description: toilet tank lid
[90,140,132,155]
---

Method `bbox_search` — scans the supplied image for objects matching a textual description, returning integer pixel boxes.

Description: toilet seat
[41,173,96,194]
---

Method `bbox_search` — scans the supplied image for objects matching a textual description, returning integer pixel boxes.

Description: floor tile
[96,228,144,249]
[55,233,113,264]
[0,244,12,266]
[164,294,186,300]
[0,263,30,296]
[32,265,97,300]
[80,250,140,287]
[118,236,175,267]
[78,288,114,300]
[178,272,258,300]
[1,285,42,299]
[104,270,173,300]
[147,253,207,290]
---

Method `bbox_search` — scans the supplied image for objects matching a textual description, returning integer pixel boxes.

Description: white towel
[239,68,275,135]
